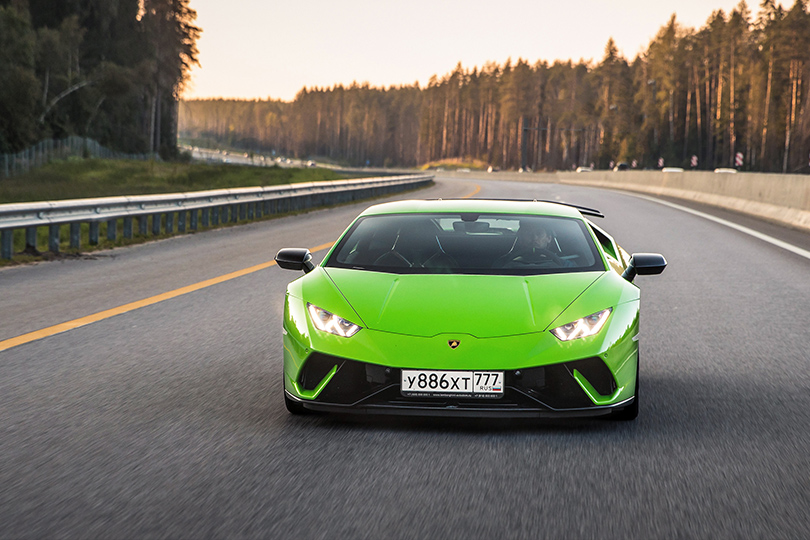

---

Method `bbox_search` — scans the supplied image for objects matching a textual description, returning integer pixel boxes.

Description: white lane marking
[629,193,810,261]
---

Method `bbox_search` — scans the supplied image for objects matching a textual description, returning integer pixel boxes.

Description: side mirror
[275,248,316,273]
[621,253,667,282]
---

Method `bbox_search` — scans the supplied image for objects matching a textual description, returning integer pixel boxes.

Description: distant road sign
[631,159,638,168]
[658,157,664,168]
[691,155,698,167]
[735,152,743,167]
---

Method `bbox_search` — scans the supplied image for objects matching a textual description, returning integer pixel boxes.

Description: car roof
[358,199,591,219]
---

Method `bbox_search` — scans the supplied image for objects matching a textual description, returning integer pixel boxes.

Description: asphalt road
[1,176,809,539]
[189,147,303,168]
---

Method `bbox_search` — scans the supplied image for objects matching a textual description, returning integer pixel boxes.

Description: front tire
[283,377,309,415]
[609,360,639,421]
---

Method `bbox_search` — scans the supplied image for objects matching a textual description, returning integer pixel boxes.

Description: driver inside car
[497,221,573,268]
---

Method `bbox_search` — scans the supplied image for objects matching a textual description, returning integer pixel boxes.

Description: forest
[0,0,200,159]
[180,1,810,172]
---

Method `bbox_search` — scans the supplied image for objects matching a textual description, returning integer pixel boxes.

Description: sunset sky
[184,0,773,102]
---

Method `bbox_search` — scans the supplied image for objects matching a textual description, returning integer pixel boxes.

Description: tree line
[181,0,810,172]
[0,0,200,158]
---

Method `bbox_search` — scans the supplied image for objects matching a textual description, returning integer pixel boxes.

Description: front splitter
[285,390,634,419]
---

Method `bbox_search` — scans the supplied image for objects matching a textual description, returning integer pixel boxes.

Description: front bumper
[285,389,635,418]
[285,354,636,419]
[282,291,641,418]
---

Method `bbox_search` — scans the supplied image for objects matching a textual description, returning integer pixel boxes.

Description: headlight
[307,303,362,337]
[550,308,612,341]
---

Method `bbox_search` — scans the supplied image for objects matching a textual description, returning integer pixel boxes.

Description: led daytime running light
[550,308,612,341]
[307,304,361,337]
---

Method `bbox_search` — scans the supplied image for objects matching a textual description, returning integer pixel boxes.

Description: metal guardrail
[0,174,434,259]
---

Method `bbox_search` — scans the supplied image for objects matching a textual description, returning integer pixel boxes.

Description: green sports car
[275,199,666,420]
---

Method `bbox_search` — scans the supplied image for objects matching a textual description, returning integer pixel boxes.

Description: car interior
[331,214,602,274]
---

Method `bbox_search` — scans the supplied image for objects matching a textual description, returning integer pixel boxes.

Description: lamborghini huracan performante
[275,199,666,420]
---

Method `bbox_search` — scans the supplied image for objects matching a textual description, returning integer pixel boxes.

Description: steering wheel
[505,249,565,268]
[372,251,412,267]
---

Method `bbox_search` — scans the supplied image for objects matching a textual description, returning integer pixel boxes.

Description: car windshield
[324,213,605,275]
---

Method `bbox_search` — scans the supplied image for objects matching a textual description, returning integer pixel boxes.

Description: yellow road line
[463,184,481,198]
[0,242,336,353]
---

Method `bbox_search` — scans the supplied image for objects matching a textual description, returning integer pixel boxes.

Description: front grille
[512,364,592,409]
[297,354,617,410]
[298,353,343,391]
[564,357,617,396]
[299,353,397,404]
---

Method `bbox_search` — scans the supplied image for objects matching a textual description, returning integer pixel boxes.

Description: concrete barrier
[436,169,810,232]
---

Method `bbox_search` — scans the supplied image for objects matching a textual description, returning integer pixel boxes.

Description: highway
[187,146,308,168]
[1,176,809,538]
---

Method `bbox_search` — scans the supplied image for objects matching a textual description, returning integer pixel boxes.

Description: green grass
[0,158,347,204]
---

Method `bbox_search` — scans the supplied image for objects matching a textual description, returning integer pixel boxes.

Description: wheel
[609,360,639,421]
[283,377,309,415]
[284,393,309,415]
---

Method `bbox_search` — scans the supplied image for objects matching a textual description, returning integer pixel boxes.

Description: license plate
[400,370,504,398]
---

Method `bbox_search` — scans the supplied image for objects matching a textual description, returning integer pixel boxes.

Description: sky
[183,0,770,102]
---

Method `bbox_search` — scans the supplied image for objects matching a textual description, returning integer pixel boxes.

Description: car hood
[322,268,604,338]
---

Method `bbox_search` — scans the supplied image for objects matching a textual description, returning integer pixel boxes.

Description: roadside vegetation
[419,158,489,171]
[0,159,347,204]
[0,1,199,160]
[181,2,810,174]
